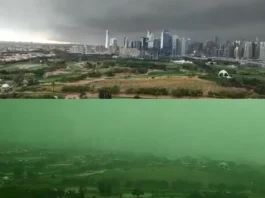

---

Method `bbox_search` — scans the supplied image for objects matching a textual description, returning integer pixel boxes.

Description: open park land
[1,145,265,198]
[1,53,265,99]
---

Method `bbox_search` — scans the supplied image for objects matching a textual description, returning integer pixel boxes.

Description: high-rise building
[214,36,220,47]
[140,37,148,50]
[69,45,85,54]
[109,38,118,54]
[153,39,161,51]
[147,30,155,49]
[181,38,187,56]
[260,42,265,61]
[147,30,154,41]
[186,38,192,54]
[124,37,129,48]
[234,47,240,59]
[172,35,181,56]
[160,29,172,55]
[110,38,118,47]
[244,42,253,59]
[84,45,94,54]
[255,37,260,59]
[131,41,141,50]
[105,30,109,49]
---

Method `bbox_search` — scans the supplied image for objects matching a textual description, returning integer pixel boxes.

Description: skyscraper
[234,47,240,59]
[140,37,148,50]
[147,30,155,49]
[255,37,260,59]
[153,39,161,51]
[244,42,253,59]
[160,29,172,56]
[110,38,118,47]
[181,38,186,56]
[172,35,181,57]
[260,42,265,61]
[214,36,220,47]
[105,30,109,49]
[124,37,129,48]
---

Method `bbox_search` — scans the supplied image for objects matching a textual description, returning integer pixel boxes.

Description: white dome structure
[2,176,10,181]
[219,162,229,170]
[1,84,10,89]
[218,70,231,79]
[1,83,11,92]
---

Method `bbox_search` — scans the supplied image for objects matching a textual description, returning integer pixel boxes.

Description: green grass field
[148,70,186,76]
[90,166,250,187]
[43,73,82,82]
[0,63,47,70]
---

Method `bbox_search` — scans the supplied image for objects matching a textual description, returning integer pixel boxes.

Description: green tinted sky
[0,100,264,163]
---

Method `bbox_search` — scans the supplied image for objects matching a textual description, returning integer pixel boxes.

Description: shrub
[171,88,203,97]
[105,71,115,77]
[125,87,168,96]
[88,71,102,78]
[125,88,135,94]
[110,86,120,94]
[208,90,249,99]
[60,74,87,82]
[137,67,148,74]
[0,93,64,99]
[18,86,47,92]
[100,86,120,95]
[61,85,90,93]
[98,88,112,99]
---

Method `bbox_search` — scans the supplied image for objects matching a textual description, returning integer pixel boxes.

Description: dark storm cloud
[0,0,264,43]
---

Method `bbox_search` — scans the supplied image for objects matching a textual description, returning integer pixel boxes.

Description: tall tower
[147,30,150,39]
[105,30,109,49]
[260,42,265,61]
[160,29,172,55]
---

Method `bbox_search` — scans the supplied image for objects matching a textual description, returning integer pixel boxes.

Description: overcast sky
[0,0,264,44]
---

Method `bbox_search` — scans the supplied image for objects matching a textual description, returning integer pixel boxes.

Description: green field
[148,70,186,76]
[90,166,250,187]
[0,63,47,70]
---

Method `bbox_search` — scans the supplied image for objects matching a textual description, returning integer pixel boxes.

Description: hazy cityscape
[66,29,265,65]
[2,30,264,66]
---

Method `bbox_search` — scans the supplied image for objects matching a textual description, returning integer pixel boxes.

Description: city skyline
[0,0,265,44]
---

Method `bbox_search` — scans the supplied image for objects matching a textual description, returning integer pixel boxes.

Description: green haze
[0,100,264,163]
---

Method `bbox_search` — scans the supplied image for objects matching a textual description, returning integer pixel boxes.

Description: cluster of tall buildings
[68,29,265,62]
[203,37,265,61]
[106,29,192,59]
[69,44,106,54]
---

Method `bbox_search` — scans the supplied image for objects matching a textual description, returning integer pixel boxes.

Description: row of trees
[0,93,64,99]
[61,84,255,99]
[0,186,85,198]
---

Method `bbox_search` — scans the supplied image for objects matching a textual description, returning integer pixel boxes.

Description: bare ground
[39,76,250,97]
[44,70,70,77]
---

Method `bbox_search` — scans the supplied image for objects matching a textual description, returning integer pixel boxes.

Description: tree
[27,77,39,86]
[57,189,65,198]
[98,89,112,99]
[132,188,144,198]
[188,191,203,198]
[13,72,24,86]
[79,91,87,99]
[51,173,55,179]
[78,187,85,198]
[51,81,55,92]
[13,165,24,179]
[134,95,141,99]
[98,180,112,196]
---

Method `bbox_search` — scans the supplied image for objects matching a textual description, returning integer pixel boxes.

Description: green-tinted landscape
[1,53,265,99]
[1,101,265,198]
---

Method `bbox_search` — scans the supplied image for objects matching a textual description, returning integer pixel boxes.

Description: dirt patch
[89,76,220,93]
[41,76,250,96]
[44,70,70,77]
